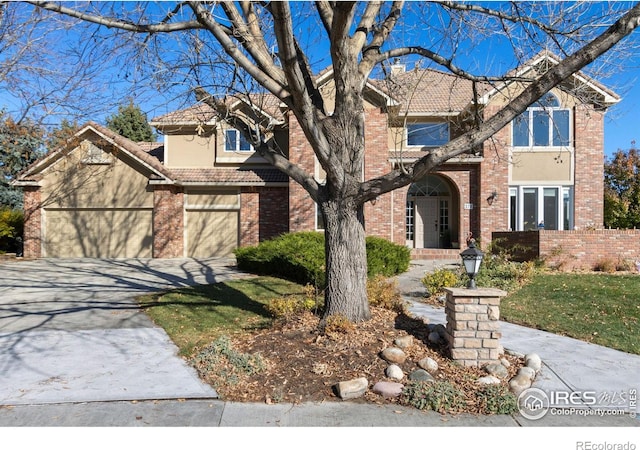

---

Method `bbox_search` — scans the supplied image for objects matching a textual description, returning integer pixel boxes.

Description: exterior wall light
[487,191,498,206]
[460,240,484,289]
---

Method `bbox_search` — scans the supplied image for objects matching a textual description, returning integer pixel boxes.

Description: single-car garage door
[44,209,153,258]
[186,210,238,258]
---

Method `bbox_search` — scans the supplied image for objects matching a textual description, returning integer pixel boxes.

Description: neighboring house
[14,53,626,261]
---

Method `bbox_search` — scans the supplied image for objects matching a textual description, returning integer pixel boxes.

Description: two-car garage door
[42,189,240,258]
[44,209,153,258]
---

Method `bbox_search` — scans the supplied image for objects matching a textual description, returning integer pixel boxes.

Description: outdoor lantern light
[460,240,484,289]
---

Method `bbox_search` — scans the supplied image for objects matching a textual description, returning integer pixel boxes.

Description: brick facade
[22,187,42,259]
[493,229,640,271]
[241,186,289,246]
[153,185,184,258]
[288,113,317,232]
[478,104,510,246]
[364,107,393,240]
[574,104,605,229]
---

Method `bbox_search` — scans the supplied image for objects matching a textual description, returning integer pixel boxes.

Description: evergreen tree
[106,101,155,142]
[0,111,44,209]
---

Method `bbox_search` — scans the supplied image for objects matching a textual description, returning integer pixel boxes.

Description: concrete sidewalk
[0,259,638,426]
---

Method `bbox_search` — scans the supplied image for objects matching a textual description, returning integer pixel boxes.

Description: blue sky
[603,71,640,155]
[1,1,639,159]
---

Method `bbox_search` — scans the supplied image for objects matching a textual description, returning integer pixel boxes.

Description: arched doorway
[406,175,459,249]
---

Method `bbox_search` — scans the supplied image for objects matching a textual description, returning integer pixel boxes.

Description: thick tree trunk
[321,198,371,324]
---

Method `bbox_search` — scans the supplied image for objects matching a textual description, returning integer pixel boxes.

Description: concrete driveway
[0,258,244,406]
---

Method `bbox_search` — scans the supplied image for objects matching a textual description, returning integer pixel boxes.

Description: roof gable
[14,122,173,185]
[479,51,620,109]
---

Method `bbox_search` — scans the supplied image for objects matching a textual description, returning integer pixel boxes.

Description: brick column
[240,188,260,247]
[153,185,184,258]
[444,287,507,367]
[22,186,42,258]
[478,104,510,246]
[574,104,604,229]
[363,106,392,240]
[288,113,316,232]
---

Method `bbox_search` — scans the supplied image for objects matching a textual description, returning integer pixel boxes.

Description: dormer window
[224,129,253,152]
[513,92,570,148]
[407,122,449,147]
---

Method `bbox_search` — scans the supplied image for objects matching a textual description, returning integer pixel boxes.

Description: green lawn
[138,276,304,356]
[500,273,640,355]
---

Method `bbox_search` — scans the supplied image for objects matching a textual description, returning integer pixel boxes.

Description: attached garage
[23,126,166,259]
[43,209,153,258]
[185,189,239,258]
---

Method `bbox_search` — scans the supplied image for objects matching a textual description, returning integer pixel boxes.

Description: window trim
[224,128,254,152]
[512,93,571,150]
[405,122,450,148]
[508,185,573,231]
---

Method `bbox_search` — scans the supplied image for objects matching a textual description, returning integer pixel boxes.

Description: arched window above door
[407,175,451,197]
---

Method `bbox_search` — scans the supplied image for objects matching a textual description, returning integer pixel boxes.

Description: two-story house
[15,53,624,263]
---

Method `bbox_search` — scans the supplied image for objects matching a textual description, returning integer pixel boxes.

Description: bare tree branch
[26,1,203,33]
[357,1,640,203]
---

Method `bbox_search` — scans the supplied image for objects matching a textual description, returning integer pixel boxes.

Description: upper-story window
[224,129,253,152]
[513,92,570,148]
[407,122,449,147]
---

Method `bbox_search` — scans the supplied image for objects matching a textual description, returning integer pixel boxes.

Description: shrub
[615,259,635,272]
[234,232,410,288]
[401,381,467,413]
[234,232,326,287]
[593,258,617,273]
[365,236,411,277]
[476,384,518,415]
[0,208,23,253]
[324,314,355,334]
[472,253,537,293]
[422,269,459,296]
[367,275,405,312]
[190,335,265,386]
[265,284,319,319]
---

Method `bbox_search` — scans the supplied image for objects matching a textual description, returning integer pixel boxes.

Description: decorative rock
[477,376,501,385]
[505,349,525,358]
[372,381,404,399]
[508,374,532,396]
[386,364,404,380]
[409,369,435,383]
[394,335,414,349]
[484,363,509,379]
[525,353,542,373]
[380,347,407,364]
[499,358,511,368]
[428,331,443,345]
[417,356,439,374]
[335,377,369,400]
[517,366,537,381]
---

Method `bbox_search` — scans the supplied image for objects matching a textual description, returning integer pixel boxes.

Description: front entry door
[415,197,440,248]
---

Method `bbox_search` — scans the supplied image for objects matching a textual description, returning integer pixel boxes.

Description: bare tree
[17,1,640,323]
